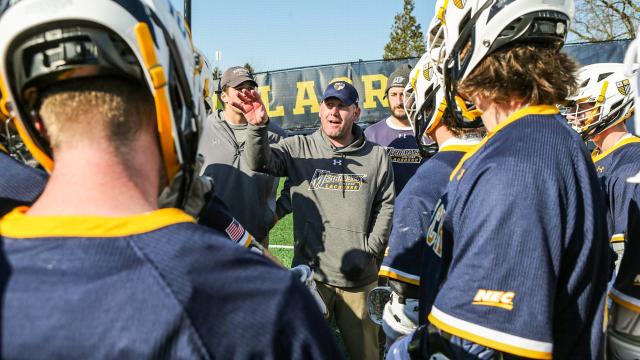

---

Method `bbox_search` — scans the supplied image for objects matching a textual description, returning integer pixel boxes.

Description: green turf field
[268,178,294,267]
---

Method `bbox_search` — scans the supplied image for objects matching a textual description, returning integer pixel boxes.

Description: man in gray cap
[364,64,426,195]
[238,81,395,360]
[197,66,288,247]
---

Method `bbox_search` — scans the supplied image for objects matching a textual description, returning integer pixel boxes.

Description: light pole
[184,0,191,29]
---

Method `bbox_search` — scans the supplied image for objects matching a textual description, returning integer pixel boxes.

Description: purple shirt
[364,117,424,194]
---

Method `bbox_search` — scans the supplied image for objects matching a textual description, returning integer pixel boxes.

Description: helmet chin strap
[583,81,608,131]
[436,0,450,25]
[455,96,483,120]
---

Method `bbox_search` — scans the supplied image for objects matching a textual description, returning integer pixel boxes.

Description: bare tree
[570,0,639,42]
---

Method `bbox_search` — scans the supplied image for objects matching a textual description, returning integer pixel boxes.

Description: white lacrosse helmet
[404,52,482,158]
[439,0,574,127]
[403,0,448,151]
[404,53,444,157]
[624,30,640,135]
[560,63,636,141]
[0,0,201,206]
[426,0,447,79]
[195,49,215,114]
[625,30,640,184]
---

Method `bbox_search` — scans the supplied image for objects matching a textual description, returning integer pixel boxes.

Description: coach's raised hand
[232,89,268,125]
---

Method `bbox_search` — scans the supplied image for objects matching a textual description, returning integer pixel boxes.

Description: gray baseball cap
[219,66,257,89]
[384,64,412,96]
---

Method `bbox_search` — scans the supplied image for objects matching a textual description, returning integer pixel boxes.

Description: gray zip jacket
[246,123,395,287]
[198,110,287,242]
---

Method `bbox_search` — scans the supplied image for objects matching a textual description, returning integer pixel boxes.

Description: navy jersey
[198,194,253,247]
[0,207,342,359]
[364,117,425,194]
[379,141,477,287]
[592,136,640,246]
[0,150,253,247]
[0,152,46,216]
[610,193,640,314]
[422,106,610,359]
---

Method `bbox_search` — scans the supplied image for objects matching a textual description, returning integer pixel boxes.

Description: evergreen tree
[243,63,255,75]
[383,0,426,59]
[212,66,222,80]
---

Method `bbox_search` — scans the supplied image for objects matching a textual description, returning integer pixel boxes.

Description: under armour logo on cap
[392,76,405,85]
[233,68,250,77]
[333,82,346,90]
[333,159,342,166]
[385,64,412,96]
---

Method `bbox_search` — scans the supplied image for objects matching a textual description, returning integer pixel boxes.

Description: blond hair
[39,78,153,152]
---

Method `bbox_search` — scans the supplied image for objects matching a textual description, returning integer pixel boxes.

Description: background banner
[216,40,632,135]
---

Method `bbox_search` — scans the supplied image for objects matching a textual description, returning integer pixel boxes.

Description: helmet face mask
[560,63,636,141]
[403,81,417,126]
[441,2,485,129]
[0,116,35,165]
[561,100,601,134]
[195,49,215,114]
[404,49,483,158]
[404,54,441,158]
[427,2,447,78]
[0,0,203,208]
[414,84,443,158]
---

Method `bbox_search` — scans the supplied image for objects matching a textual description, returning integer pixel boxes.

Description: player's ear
[32,115,50,141]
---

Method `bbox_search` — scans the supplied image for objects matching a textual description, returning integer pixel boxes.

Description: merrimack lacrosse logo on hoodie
[309,170,367,191]
[386,147,422,163]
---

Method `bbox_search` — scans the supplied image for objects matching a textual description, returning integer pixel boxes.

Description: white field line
[269,244,294,249]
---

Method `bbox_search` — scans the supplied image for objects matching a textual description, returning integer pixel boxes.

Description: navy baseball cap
[322,81,359,106]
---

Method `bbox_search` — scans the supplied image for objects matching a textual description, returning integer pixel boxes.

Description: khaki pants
[317,281,380,360]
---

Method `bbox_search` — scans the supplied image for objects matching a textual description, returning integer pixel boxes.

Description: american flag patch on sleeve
[225,219,246,243]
